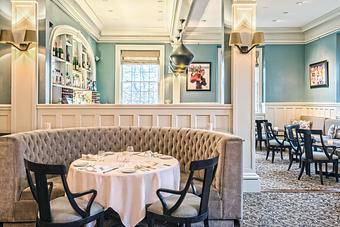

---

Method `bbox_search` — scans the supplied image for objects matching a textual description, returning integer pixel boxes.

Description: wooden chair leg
[96,213,104,227]
[298,161,305,180]
[266,147,270,160]
[147,214,155,227]
[272,148,275,163]
[288,152,293,171]
[334,160,339,182]
[204,218,209,227]
[314,162,318,174]
[325,163,329,178]
[280,148,284,160]
[319,163,323,185]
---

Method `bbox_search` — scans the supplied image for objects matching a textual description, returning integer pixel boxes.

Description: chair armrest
[156,188,183,214]
[72,189,97,214]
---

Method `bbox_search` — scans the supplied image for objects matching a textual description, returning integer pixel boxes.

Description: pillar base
[243,172,261,192]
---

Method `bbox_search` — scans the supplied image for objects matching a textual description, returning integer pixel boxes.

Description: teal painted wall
[264,45,306,102]
[96,43,115,104]
[180,44,219,103]
[96,43,221,104]
[304,33,337,102]
[265,32,340,103]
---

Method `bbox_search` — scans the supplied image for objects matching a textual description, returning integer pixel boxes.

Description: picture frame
[186,62,211,91]
[309,60,329,88]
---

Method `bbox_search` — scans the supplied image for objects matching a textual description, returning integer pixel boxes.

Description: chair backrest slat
[189,156,219,215]
[255,120,268,140]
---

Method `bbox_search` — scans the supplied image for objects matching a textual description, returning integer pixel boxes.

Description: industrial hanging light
[169,19,194,74]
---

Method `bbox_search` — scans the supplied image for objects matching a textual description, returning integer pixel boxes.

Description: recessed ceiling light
[201,19,207,23]
[272,19,283,22]
[296,1,307,5]
[283,11,288,14]
[263,6,269,9]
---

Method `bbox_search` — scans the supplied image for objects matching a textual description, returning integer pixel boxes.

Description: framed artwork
[309,60,329,88]
[186,62,211,91]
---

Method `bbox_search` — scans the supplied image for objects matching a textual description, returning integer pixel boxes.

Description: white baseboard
[243,172,261,192]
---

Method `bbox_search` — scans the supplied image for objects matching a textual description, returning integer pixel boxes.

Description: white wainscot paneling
[0,105,11,133]
[265,102,338,129]
[37,104,233,133]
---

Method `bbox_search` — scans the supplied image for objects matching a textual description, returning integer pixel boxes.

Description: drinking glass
[127,146,134,153]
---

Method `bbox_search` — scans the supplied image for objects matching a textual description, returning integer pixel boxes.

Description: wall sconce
[0,29,37,51]
[229,32,264,54]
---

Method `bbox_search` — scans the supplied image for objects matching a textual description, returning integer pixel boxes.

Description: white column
[231,0,260,192]
[11,0,38,132]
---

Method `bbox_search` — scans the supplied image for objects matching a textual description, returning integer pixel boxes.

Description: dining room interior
[0,0,340,226]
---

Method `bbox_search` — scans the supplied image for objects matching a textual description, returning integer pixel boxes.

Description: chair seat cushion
[256,133,267,140]
[269,139,290,147]
[20,176,65,201]
[48,197,104,223]
[147,193,200,218]
[180,172,222,219]
[302,152,339,161]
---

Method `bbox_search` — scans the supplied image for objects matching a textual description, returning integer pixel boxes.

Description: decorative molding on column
[11,0,38,132]
[231,0,260,192]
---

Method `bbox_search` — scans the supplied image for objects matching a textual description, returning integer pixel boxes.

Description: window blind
[121,50,160,64]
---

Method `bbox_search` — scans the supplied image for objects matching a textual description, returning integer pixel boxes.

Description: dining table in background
[67,151,181,227]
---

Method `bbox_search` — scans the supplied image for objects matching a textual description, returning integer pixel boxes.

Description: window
[115,46,164,104]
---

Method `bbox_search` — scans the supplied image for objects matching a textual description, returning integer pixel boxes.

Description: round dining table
[67,152,181,227]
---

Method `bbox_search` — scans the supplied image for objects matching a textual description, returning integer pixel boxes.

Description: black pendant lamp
[169,20,194,74]
[170,41,194,68]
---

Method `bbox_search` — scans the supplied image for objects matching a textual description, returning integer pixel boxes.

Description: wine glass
[127,146,134,153]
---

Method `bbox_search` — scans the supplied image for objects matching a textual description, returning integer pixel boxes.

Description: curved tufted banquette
[0,127,243,227]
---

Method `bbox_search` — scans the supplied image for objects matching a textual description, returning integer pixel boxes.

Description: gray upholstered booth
[0,127,243,227]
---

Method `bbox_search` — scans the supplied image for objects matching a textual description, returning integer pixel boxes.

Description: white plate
[120,168,136,173]
[85,166,97,172]
[73,161,89,167]
[159,155,173,160]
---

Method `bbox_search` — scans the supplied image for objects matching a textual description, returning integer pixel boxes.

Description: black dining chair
[24,159,106,227]
[255,120,268,150]
[146,156,219,227]
[285,124,303,171]
[297,129,339,185]
[264,122,291,163]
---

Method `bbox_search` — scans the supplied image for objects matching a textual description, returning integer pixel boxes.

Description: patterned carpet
[242,150,340,227]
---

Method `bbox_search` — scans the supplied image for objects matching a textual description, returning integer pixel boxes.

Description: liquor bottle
[54,42,58,56]
[73,57,76,70]
[60,48,64,59]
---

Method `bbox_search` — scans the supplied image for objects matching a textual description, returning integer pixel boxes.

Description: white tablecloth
[67,152,180,227]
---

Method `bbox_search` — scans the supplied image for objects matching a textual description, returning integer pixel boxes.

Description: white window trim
[115,45,165,104]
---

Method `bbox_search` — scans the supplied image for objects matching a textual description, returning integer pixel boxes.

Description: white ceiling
[187,0,222,28]
[257,0,340,28]
[79,0,174,36]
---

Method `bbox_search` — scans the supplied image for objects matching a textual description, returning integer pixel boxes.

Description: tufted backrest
[0,127,243,221]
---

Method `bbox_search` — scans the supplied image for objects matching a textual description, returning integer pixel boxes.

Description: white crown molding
[302,7,340,32]
[53,0,101,40]
[258,8,340,45]
[72,0,104,30]
[98,35,171,43]
[182,27,223,44]
[257,27,305,44]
